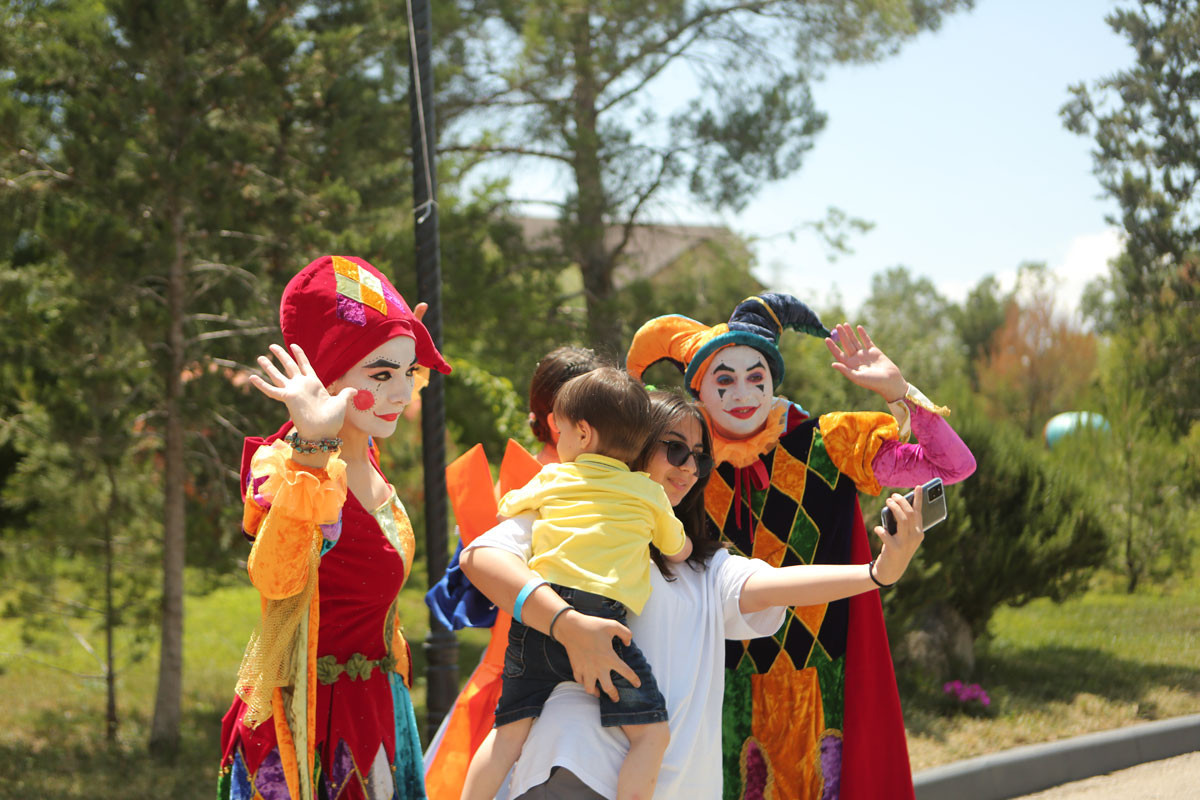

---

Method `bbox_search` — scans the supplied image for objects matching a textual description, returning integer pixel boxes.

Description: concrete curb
[912,713,1200,800]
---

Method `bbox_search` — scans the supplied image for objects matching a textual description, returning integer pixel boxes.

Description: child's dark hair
[552,367,651,465]
[633,391,723,579]
[528,346,600,445]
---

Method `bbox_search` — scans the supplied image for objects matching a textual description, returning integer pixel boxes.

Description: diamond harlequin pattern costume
[627,294,976,800]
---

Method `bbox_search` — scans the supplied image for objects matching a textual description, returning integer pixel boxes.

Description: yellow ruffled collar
[701,397,792,469]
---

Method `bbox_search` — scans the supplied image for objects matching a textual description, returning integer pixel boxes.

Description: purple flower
[942,679,991,712]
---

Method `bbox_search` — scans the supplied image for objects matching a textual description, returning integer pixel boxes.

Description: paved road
[1012,751,1200,799]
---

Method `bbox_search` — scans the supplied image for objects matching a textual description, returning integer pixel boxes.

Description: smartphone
[881,477,948,534]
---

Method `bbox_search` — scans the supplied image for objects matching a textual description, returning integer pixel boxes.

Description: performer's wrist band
[285,429,342,454]
[868,559,895,589]
[548,606,572,643]
[513,578,548,625]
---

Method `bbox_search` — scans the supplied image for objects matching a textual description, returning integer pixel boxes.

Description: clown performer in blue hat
[626,294,976,800]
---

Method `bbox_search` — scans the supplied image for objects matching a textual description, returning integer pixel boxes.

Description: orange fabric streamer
[425,438,541,800]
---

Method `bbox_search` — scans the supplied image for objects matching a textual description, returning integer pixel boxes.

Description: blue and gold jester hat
[626,293,831,396]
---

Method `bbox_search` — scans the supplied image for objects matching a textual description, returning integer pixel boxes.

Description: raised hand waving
[824,323,908,402]
[248,343,356,440]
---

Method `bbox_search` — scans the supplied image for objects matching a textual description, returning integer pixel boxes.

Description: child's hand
[871,486,925,585]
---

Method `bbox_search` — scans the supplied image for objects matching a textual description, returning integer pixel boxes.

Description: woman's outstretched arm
[738,488,925,614]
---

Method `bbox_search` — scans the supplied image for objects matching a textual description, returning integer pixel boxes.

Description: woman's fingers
[247,373,286,401]
[838,323,861,355]
[257,354,288,387]
[270,343,301,378]
[857,325,876,351]
[290,343,314,375]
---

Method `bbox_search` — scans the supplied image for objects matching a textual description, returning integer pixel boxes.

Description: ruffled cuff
[885,384,950,442]
[245,440,347,528]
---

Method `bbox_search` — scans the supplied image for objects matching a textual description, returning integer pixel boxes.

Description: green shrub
[882,398,1107,643]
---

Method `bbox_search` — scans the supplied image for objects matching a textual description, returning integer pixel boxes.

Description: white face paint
[697,345,774,440]
[329,335,418,440]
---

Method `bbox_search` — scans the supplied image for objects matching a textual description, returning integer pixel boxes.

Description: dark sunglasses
[659,439,713,479]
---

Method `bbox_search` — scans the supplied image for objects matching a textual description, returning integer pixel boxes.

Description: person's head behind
[529,346,601,445]
[551,367,650,466]
[633,391,723,578]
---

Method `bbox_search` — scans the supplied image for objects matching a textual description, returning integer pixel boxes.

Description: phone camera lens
[930,486,942,499]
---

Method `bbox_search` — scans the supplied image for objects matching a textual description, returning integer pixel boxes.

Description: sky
[723,0,1133,319]
[495,0,1134,320]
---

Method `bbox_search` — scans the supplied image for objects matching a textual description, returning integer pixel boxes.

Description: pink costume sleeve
[871,401,976,489]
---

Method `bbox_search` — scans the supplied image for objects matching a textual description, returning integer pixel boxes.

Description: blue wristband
[513,578,548,625]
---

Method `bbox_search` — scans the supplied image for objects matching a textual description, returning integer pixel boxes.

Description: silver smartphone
[881,477,948,534]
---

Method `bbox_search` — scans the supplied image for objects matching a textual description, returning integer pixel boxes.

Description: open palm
[824,323,907,401]
[248,343,355,439]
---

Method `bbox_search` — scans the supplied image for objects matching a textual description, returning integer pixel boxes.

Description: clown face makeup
[697,344,774,440]
[329,335,418,440]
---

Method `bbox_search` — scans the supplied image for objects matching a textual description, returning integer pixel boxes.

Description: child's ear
[547,412,561,442]
[575,418,596,449]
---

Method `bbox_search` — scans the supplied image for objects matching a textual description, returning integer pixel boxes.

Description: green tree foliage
[1062,0,1200,434]
[0,0,425,754]
[883,398,1108,640]
[951,274,1011,391]
[0,262,161,742]
[1052,335,1196,593]
[975,264,1098,438]
[860,266,967,396]
[440,0,975,350]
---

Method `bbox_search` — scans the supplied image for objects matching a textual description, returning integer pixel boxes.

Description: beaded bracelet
[284,429,343,454]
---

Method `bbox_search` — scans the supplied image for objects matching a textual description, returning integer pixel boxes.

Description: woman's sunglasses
[660,439,714,479]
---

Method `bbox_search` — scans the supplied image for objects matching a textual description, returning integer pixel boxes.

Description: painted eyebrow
[364,358,403,369]
[747,361,766,372]
[712,363,735,374]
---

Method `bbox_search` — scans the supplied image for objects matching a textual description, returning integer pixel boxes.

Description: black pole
[408,0,457,740]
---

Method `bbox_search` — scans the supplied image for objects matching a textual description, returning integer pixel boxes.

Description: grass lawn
[2,568,1197,796]
[903,574,1200,771]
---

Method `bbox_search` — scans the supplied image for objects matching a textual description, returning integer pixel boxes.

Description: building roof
[514,216,738,288]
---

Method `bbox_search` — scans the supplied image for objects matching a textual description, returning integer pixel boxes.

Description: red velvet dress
[218,434,424,800]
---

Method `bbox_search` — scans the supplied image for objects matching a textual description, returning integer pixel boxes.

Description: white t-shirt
[466,515,785,799]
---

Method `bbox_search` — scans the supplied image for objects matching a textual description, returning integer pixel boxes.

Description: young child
[461,366,693,800]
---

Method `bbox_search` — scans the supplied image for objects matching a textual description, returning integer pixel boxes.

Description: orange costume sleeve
[235,441,348,799]
[817,411,899,496]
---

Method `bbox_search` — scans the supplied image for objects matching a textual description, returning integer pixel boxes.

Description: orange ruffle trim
[247,440,347,525]
[245,441,347,601]
[702,398,791,468]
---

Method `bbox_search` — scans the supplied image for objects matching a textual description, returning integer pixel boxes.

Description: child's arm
[738,487,924,613]
[665,536,693,563]
[650,492,690,562]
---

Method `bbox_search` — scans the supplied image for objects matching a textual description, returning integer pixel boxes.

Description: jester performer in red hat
[218,255,451,800]
[626,294,976,800]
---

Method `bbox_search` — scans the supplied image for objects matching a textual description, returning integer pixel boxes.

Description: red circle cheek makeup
[353,389,376,411]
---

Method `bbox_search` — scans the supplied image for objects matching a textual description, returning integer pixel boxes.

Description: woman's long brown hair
[633,391,723,580]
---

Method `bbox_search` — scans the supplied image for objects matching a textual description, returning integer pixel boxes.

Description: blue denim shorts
[494,584,667,728]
